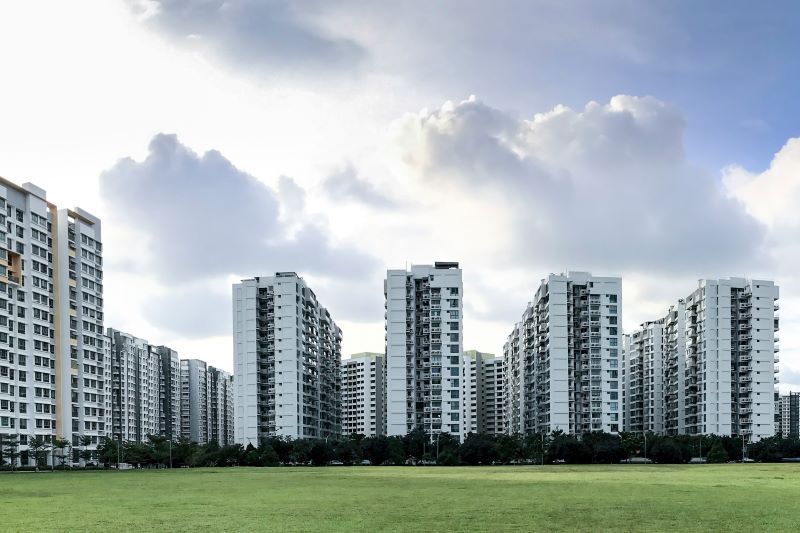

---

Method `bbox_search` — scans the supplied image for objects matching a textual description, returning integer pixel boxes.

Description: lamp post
[643,433,647,461]
[541,433,545,466]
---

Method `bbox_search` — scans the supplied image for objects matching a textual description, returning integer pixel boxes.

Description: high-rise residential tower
[481,355,505,435]
[776,392,799,439]
[109,329,161,443]
[341,352,385,436]
[208,366,234,445]
[505,272,623,436]
[623,320,665,435]
[0,178,106,465]
[233,273,342,444]
[624,278,779,441]
[463,350,505,435]
[385,262,463,440]
[155,345,181,441]
[180,358,209,444]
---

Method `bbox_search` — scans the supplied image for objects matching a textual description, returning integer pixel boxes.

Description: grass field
[2,465,800,531]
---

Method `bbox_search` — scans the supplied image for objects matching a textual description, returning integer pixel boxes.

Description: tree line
[3,431,799,470]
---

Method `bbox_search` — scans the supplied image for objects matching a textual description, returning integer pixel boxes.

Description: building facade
[208,366,234,445]
[481,356,505,435]
[109,329,160,443]
[776,392,799,439]
[385,262,464,440]
[156,345,181,441]
[341,352,385,436]
[0,179,106,465]
[233,273,342,445]
[505,272,623,436]
[622,278,779,442]
[463,350,505,435]
[623,320,665,435]
[180,358,209,444]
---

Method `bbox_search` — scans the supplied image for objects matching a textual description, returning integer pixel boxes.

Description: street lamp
[643,433,647,461]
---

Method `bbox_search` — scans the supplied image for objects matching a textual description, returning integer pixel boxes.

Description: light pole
[742,435,746,461]
[643,433,647,461]
[169,438,173,469]
[541,433,545,466]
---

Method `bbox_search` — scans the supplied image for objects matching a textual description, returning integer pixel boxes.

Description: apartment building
[385,262,463,440]
[503,322,523,435]
[155,345,180,440]
[0,179,106,466]
[505,272,623,436]
[233,273,342,444]
[776,392,799,439]
[463,350,505,435]
[109,329,160,442]
[623,278,779,442]
[341,352,385,436]
[180,358,209,444]
[208,366,234,445]
[107,329,183,444]
[623,320,665,435]
[482,356,505,435]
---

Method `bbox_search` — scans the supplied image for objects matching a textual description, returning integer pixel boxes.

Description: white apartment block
[463,350,505,435]
[108,329,182,444]
[155,345,181,441]
[0,178,106,466]
[233,273,342,444]
[109,329,161,443]
[775,392,798,439]
[482,356,505,435]
[463,350,481,435]
[180,358,209,444]
[385,262,464,439]
[503,322,523,435]
[208,366,234,445]
[341,352,385,436]
[624,278,779,442]
[623,321,665,435]
[505,272,623,436]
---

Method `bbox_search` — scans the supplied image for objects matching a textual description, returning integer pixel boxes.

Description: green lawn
[2,465,800,531]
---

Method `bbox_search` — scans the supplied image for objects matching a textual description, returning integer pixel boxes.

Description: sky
[0,1,799,390]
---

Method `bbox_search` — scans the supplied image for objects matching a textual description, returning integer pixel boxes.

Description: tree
[402,428,429,461]
[52,438,71,468]
[495,434,524,464]
[310,440,332,466]
[0,434,20,470]
[459,433,498,465]
[706,441,729,463]
[649,438,691,464]
[547,434,592,464]
[258,444,279,466]
[78,435,94,465]
[97,437,120,467]
[583,432,626,464]
[289,439,312,464]
[28,435,49,468]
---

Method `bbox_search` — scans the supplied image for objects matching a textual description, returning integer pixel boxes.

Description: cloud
[100,133,381,338]
[723,138,800,231]
[101,133,375,284]
[147,281,232,338]
[129,0,365,76]
[391,95,767,274]
[323,164,397,208]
